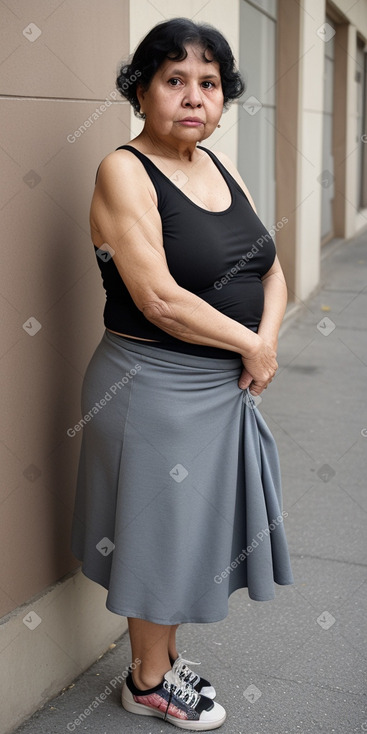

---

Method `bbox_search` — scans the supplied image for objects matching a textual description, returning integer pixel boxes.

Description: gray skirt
[71,329,293,624]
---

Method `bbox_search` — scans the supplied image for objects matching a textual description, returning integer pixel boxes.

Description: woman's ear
[136,83,145,113]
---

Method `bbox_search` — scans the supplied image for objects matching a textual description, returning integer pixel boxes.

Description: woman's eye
[167,78,215,88]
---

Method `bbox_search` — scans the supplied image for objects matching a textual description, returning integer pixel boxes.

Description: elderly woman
[71,17,293,731]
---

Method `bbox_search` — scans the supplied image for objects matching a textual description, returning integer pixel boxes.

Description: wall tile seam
[0,95,126,104]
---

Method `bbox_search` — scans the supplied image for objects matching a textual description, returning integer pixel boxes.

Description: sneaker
[121,669,226,730]
[171,653,216,699]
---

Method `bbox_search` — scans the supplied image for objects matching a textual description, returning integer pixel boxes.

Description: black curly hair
[116,17,245,119]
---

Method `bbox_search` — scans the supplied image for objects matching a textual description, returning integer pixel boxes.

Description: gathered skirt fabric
[71,329,293,624]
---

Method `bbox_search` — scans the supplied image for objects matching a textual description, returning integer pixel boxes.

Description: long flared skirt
[71,329,293,624]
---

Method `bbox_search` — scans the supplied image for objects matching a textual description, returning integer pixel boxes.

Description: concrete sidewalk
[12,230,367,734]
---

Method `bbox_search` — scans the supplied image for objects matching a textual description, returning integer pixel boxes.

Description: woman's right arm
[90,151,277,392]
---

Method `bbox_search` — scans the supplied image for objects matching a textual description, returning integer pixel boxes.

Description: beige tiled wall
[0,0,128,98]
[0,0,130,618]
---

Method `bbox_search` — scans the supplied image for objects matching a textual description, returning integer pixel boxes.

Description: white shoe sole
[121,682,226,731]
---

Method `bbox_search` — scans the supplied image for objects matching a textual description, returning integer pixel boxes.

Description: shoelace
[173,652,202,687]
[163,668,200,709]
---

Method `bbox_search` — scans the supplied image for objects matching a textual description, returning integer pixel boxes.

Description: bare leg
[168,623,180,662]
[128,617,173,689]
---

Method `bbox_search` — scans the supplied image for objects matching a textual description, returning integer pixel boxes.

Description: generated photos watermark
[66,70,141,144]
[67,364,141,437]
[214,511,288,584]
[214,217,288,290]
[66,658,141,731]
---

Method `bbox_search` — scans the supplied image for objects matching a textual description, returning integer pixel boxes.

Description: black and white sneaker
[171,654,216,699]
[121,669,226,730]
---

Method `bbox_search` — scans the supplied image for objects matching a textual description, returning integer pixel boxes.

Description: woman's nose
[183,83,203,107]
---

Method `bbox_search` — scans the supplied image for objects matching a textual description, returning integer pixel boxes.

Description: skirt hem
[77,566,293,624]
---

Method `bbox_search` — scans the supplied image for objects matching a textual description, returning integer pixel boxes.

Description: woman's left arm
[214,151,287,391]
[257,255,288,352]
[238,256,287,392]
[213,151,288,350]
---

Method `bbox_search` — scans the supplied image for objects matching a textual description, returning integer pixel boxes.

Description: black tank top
[94,144,276,359]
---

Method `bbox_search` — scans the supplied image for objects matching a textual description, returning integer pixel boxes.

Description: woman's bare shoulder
[95,148,144,184]
[212,149,257,214]
[93,147,157,206]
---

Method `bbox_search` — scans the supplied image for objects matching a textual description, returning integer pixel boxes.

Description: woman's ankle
[132,666,170,691]
[168,649,178,664]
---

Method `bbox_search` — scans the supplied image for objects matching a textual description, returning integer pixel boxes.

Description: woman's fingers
[238,336,279,393]
[251,373,276,395]
[241,338,278,387]
[238,370,275,395]
[249,381,267,396]
[238,366,253,390]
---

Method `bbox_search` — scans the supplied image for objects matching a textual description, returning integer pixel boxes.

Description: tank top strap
[196,145,239,195]
[107,144,244,209]
[95,145,155,184]
[116,144,232,185]
[114,144,236,195]
[113,144,169,207]
[204,146,257,207]
[114,144,160,175]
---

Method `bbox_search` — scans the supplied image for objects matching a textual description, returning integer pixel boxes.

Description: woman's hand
[238,335,278,395]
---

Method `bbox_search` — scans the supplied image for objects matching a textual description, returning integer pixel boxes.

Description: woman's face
[137,44,224,145]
